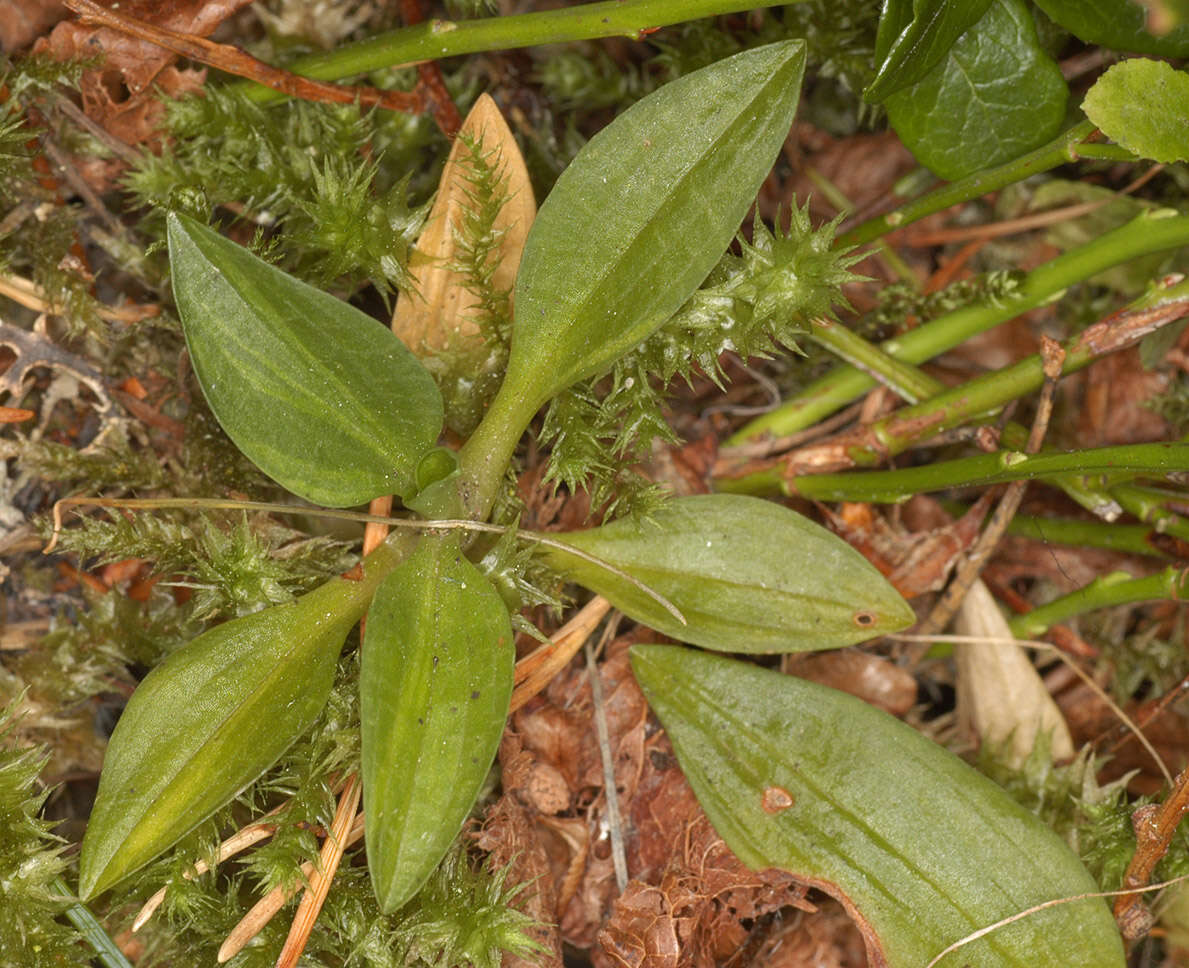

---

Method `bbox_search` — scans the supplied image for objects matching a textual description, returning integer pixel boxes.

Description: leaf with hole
[168,212,444,508]
[361,535,514,913]
[78,547,396,899]
[632,645,1125,967]
[538,494,914,653]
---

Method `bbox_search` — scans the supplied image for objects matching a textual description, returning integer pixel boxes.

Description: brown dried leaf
[953,579,1074,765]
[824,496,988,598]
[474,796,564,968]
[35,0,241,174]
[503,631,829,961]
[39,0,251,94]
[785,129,916,225]
[1075,349,1171,448]
[751,899,868,968]
[391,93,535,355]
[0,0,66,52]
[782,651,917,718]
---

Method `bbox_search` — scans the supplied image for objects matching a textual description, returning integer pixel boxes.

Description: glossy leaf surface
[1033,0,1189,56]
[79,551,395,899]
[168,212,443,507]
[632,645,1125,968]
[867,0,992,102]
[1083,59,1189,164]
[884,0,1067,180]
[501,41,806,415]
[361,536,513,913]
[540,495,914,653]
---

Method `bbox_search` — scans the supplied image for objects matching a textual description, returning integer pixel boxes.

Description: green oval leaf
[168,212,444,507]
[867,0,993,102]
[79,557,391,899]
[631,645,1125,968]
[539,495,914,653]
[1033,0,1189,56]
[884,0,1068,180]
[501,40,807,414]
[361,536,513,913]
[1083,59,1189,163]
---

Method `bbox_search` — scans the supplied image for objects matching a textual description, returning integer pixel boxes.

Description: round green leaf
[884,0,1068,180]
[1033,0,1189,56]
[1083,59,1189,163]
[168,212,443,507]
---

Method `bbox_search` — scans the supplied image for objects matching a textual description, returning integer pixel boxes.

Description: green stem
[938,500,1173,558]
[52,877,132,968]
[229,0,792,104]
[836,121,1096,250]
[805,317,939,403]
[1111,483,1189,544]
[1071,144,1142,162]
[714,442,1189,502]
[840,304,1184,469]
[730,210,1189,444]
[1009,567,1189,640]
[804,319,1123,514]
[457,381,535,521]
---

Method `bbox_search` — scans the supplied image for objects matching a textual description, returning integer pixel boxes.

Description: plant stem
[805,317,938,403]
[730,210,1189,444]
[1111,483,1189,543]
[835,120,1097,249]
[52,877,132,968]
[457,380,535,522]
[229,0,794,104]
[1072,144,1142,162]
[805,319,1124,514]
[821,296,1189,471]
[1008,567,1189,640]
[714,442,1189,502]
[938,500,1174,558]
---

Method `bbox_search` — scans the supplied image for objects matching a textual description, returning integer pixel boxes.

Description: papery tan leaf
[392,92,535,355]
[953,579,1073,766]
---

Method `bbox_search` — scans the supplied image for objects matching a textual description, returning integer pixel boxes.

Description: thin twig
[904,165,1165,247]
[217,815,365,963]
[398,0,462,136]
[133,820,279,931]
[922,872,1189,968]
[46,496,685,625]
[274,773,362,968]
[63,0,425,115]
[49,86,143,165]
[913,335,1064,642]
[585,614,627,893]
[511,596,612,712]
[1102,673,1189,757]
[1113,765,1189,937]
